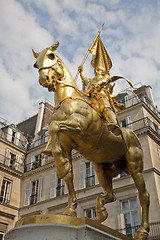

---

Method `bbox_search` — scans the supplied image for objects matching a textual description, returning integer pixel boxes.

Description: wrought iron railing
[24,157,54,172]
[30,194,38,205]
[117,94,159,117]
[117,222,160,239]
[0,154,24,173]
[0,132,28,150]
[126,117,160,136]
[28,134,50,150]
[56,185,65,197]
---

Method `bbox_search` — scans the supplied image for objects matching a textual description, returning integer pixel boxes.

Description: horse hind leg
[125,147,150,240]
[132,171,150,240]
[93,163,116,223]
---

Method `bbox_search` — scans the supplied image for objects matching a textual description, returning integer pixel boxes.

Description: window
[9,153,16,168]
[11,131,16,143]
[120,119,127,128]
[84,208,96,220]
[31,154,42,169]
[38,135,45,145]
[35,154,41,163]
[120,116,132,129]
[120,198,140,237]
[0,232,5,240]
[85,162,95,188]
[56,178,65,197]
[154,123,159,133]
[0,222,7,240]
[5,150,20,170]
[30,180,39,204]
[0,179,12,204]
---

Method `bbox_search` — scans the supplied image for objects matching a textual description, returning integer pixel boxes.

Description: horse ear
[32,49,39,59]
[49,41,59,51]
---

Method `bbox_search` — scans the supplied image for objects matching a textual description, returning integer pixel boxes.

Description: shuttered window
[0,179,12,204]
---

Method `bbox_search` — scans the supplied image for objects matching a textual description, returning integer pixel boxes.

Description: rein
[55,80,101,116]
[38,65,136,116]
[56,79,90,97]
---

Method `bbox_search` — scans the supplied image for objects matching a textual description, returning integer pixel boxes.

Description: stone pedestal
[5,215,133,240]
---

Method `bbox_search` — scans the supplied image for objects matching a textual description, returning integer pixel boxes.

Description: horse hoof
[96,208,108,223]
[63,208,77,217]
[42,149,52,156]
[134,228,149,240]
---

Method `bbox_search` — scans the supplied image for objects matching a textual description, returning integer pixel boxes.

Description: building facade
[0,119,28,239]
[0,86,160,239]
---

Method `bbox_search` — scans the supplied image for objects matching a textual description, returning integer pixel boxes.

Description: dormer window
[11,131,16,143]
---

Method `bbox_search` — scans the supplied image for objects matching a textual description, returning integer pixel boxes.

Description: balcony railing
[24,157,54,172]
[56,185,65,197]
[0,154,24,173]
[117,94,159,117]
[117,222,160,239]
[30,194,38,205]
[126,117,160,136]
[0,132,28,150]
[28,134,50,150]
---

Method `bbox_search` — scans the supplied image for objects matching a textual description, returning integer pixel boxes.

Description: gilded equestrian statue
[32,41,150,240]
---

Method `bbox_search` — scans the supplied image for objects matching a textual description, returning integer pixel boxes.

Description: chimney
[134,85,156,108]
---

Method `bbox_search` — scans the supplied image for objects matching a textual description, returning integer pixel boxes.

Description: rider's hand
[89,83,100,94]
[89,84,95,93]
[78,66,83,73]
[91,83,100,91]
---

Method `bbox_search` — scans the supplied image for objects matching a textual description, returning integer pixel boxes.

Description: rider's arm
[78,66,89,86]
[95,74,111,88]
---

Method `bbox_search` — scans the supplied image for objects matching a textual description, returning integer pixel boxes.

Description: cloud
[0,0,160,124]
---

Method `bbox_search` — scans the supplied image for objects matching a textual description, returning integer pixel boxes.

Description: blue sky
[0,0,160,124]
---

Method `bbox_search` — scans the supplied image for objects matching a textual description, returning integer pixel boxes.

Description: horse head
[33,41,64,91]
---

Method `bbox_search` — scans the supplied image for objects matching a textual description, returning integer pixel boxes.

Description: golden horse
[33,42,150,240]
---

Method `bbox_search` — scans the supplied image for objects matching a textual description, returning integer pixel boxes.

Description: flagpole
[74,23,104,82]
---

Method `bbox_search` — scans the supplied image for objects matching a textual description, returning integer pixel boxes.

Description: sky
[0,0,160,124]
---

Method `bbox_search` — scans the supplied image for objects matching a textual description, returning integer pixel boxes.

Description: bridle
[38,64,90,97]
[38,65,55,73]
[37,64,103,115]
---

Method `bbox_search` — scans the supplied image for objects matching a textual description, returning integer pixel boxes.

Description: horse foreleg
[50,132,77,217]
[51,132,71,179]
[63,163,77,217]
[93,163,116,223]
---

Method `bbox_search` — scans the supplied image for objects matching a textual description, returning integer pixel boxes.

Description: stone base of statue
[5,215,133,240]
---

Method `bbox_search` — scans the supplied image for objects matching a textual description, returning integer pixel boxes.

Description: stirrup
[108,123,122,136]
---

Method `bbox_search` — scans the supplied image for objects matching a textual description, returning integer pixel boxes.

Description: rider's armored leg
[103,107,122,136]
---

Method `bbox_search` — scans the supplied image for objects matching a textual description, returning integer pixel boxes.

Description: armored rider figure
[78,36,124,136]
[78,65,122,136]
